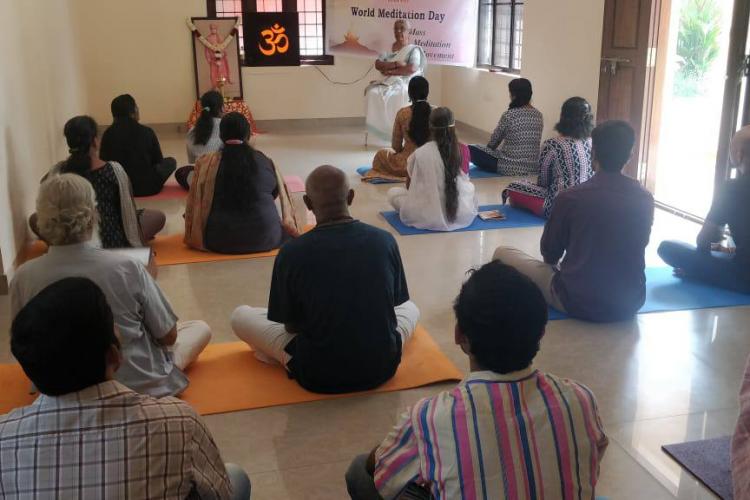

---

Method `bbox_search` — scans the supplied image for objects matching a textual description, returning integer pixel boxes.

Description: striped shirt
[0,381,232,499]
[374,368,608,500]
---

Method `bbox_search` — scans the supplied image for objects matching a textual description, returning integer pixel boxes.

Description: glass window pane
[513,4,523,69]
[512,3,524,70]
[493,4,511,69]
[256,0,282,11]
[297,0,325,57]
[215,0,244,54]
[477,2,493,66]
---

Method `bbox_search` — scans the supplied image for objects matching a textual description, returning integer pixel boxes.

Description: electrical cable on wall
[312,64,375,85]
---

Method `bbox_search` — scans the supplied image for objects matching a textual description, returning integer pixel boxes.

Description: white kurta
[388,142,478,231]
[365,45,426,142]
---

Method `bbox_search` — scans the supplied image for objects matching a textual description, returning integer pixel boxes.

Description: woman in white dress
[365,20,427,143]
[388,107,478,231]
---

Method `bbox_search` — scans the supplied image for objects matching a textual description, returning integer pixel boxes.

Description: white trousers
[172,320,212,370]
[492,246,567,312]
[230,302,421,367]
[387,187,409,212]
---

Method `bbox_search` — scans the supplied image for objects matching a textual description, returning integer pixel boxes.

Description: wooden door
[596,0,656,178]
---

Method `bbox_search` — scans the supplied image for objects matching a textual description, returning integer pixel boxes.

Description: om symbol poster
[244,12,301,67]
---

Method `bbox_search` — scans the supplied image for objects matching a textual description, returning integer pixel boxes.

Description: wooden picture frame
[190,17,244,100]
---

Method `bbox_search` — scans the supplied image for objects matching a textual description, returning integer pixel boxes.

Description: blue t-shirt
[268,220,410,393]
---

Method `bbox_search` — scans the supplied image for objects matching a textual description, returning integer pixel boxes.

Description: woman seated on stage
[387,107,477,231]
[33,116,165,248]
[176,90,225,190]
[363,76,431,183]
[365,20,427,143]
[184,112,300,254]
[502,97,594,218]
[658,126,750,293]
[469,78,543,175]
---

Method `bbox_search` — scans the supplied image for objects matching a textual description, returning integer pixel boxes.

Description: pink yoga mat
[135,178,187,201]
[284,175,305,193]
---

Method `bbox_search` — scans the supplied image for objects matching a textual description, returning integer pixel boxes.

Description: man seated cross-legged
[11,174,211,397]
[659,125,750,293]
[232,165,420,393]
[0,277,251,499]
[494,120,655,322]
[345,261,608,499]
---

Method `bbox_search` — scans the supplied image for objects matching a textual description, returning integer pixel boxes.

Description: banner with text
[327,0,478,66]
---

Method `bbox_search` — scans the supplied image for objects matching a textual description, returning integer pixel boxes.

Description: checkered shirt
[0,381,232,499]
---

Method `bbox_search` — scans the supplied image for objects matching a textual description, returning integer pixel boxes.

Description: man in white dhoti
[365,20,427,144]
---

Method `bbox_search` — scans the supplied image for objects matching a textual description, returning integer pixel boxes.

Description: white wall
[71,0,442,125]
[0,0,87,281]
[443,0,605,139]
[243,62,443,121]
[71,0,206,125]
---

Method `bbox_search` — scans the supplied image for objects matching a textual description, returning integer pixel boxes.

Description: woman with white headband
[387,107,477,231]
[184,112,302,253]
[178,90,225,189]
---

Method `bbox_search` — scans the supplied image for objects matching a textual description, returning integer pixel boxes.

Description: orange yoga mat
[151,234,280,266]
[135,183,187,201]
[18,227,313,268]
[0,326,462,416]
[19,234,291,268]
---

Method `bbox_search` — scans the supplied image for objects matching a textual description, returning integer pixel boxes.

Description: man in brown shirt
[494,120,654,322]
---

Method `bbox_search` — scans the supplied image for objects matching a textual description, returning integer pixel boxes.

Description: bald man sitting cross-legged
[231,165,420,394]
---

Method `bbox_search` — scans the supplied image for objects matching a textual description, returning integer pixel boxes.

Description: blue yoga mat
[469,163,504,179]
[381,204,545,236]
[356,166,403,184]
[549,266,750,320]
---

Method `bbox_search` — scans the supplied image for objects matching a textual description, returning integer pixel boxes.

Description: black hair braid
[61,116,98,176]
[193,91,223,146]
[431,108,461,222]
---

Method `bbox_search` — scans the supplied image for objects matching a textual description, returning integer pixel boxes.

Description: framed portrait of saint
[189,17,244,100]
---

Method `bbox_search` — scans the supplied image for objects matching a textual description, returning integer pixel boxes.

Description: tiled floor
[1,123,747,499]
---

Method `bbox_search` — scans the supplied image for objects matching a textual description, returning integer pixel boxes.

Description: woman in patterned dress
[469,78,544,176]
[363,76,431,183]
[36,116,164,248]
[502,97,594,218]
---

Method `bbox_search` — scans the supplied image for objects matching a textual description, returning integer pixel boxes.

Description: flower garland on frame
[186,18,241,52]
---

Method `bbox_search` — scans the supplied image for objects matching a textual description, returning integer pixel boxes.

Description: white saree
[365,44,427,142]
[388,142,478,232]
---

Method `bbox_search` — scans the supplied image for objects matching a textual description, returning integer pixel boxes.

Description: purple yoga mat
[662,436,733,499]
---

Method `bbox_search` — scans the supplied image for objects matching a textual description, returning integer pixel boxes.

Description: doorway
[649,0,736,218]
[597,0,750,219]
